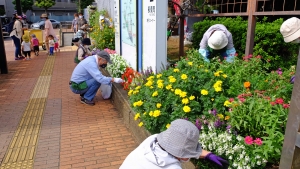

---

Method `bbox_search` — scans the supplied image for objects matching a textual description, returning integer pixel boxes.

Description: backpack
[32,38,39,46]
[6,20,21,34]
[74,45,86,63]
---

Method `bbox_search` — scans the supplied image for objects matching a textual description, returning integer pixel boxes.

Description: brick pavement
[0,43,137,169]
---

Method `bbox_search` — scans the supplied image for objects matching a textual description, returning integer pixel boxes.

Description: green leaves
[34,0,55,12]
[12,0,33,13]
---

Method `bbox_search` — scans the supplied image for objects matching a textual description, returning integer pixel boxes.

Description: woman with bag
[10,15,27,60]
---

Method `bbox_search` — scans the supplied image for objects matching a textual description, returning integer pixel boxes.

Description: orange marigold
[244,81,251,88]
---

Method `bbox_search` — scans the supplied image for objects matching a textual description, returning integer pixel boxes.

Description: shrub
[192,17,298,70]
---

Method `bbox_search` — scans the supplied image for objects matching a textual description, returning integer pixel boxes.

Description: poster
[121,0,137,47]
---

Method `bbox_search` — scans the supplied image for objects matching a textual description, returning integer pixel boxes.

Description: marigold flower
[149,111,153,116]
[128,90,133,96]
[244,136,253,145]
[173,68,180,73]
[182,98,189,104]
[153,110,161,117]
[166,84,172,90]
[156,74,162,78]
[135,86,141,90]
[133,90,139,94]
[211,98,214,101]
[150,86,154,89]
[214,87,222,92]
[169,77,176,83]
[183,106,191,113]
[133,100,143,107]
[175,89,182,95]
[188,62,193,66]
[157,79,164,84]
[214,72,220,76]
[189,95,195,100]
[152,91,158,97]
[254,138,263,146]
[244,81,251,88]
[225,116,230,120]
[166,123,170,128]
[134,113,140,120]
[181,74,188,80]
[147,76,154,81]
[138,122,143,127]
[145,80,153,87]
[156,103,162,108]
[201,89,209,95]
[157,83,164,89]
[224,100,232,107]
[180,91,187,98]
[222,74,227,78]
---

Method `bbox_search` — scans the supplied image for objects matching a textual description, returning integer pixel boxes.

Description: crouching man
[69,50,123,106]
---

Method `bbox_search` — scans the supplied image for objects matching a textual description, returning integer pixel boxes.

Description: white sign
[143,0,157,71]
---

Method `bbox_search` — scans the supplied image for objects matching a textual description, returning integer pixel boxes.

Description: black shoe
[81,99,95,106]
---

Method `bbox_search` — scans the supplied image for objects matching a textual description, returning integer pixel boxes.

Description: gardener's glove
[205,153,229,169]
[290,75,295,84]
[114,78,124,83]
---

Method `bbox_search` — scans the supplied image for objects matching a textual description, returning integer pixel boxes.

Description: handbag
[100,84,112,99]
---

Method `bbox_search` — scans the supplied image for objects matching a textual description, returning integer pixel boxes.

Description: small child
[54,35,60,52]
[48,35,55,56]
[31,34,39,56]
[21,35,31,60]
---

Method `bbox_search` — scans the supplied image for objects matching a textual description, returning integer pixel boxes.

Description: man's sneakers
[81,98,95,106]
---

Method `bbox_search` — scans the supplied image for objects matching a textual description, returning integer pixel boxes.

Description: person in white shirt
[21,35,32,60]
[10,15,27,60]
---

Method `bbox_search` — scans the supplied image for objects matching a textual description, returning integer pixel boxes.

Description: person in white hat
[41,13,55,55]
[199,24,236,63]
[280,17,300,84]
[99,15,113,30]
[120,119,228,169]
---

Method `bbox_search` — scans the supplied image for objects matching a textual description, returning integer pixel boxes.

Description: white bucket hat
[157,119,202,158]
[280,17,300,43]
[208,31,228,50]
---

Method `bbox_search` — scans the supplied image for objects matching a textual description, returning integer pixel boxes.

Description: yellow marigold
[217,114,224,119]
[182,98,189,104]
[134,113,140,120]
[181,74,188,80]
[171,89,174,92]
[133,100,143,107]
[222,74,227,78]
[147,76,154,81]
[224,100,232,107]
[166,84,172,90]
[145,80,153,87]
[166,124,171,128]
[173,68,180,73]
[180,91,187,98]
[153,110,161,117]
[225,116,230,120]
[152,91,158,97]
[138,122,143,127]
[157,74,162,78]
[175,89,182,95]
[143,112,147,115]
[157,79,164,84]
[135,86,141,90]
[157,83,164,89]
[133,90,139,94]
[168,76,174,79]
[214,72,220,77]
[156,103,162,108]
[150,86,154,89]
[183,106,191,113]
[201,89,209,95]
[244,81,251,88]
[214,87,222,92]
[211,98,214,101]
[169,77,176,83]
[189,95,195,100]
[188,62,193,66]
[149,111,153,116]
[128,90,133,96]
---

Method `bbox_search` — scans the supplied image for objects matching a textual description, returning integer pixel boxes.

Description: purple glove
[205,153,229,168]
[290,75,295,84]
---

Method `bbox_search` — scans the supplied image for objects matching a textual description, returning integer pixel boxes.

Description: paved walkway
[0,43,137,169]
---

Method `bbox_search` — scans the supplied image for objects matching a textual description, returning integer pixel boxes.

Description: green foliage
[192,16,298,70]
[89,10,115,50]
[34,0,55,13]
[76,0,94,13]
[12,0,33,13]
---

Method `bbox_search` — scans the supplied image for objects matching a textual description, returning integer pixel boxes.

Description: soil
[167,36,192,61]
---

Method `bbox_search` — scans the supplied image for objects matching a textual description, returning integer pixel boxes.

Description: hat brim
[284,28,300,42]
[208,40,228,50]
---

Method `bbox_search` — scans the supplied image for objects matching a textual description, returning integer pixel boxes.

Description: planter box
[101,69,196,169]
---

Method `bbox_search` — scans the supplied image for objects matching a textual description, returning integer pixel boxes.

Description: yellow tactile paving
[0,56,55,169]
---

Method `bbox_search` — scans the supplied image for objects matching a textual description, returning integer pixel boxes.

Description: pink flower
[283,104,290,109]
[256,55,262,59]
[254,138,263,146]
[229,98,235,102]
[245,136,253,145]
[239,97,246,103]
[275,98,284,104]
[270,102,276,106]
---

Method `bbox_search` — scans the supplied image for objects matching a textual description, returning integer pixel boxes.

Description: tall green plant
[12,0,33,13]
[34,0,55,13]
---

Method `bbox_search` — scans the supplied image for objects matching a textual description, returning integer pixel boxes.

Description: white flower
[257,161,261,165]
[233,163,238,167]
[229,156,233,160]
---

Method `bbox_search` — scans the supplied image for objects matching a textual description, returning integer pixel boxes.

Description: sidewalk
[0,46,137,169]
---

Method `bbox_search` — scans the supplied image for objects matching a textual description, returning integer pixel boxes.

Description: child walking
[54,35,60,52]
[48,35,55,56]
[31,34,39,56]
[21,35,31,60]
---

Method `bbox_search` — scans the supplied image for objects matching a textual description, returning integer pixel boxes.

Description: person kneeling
[69,50,123,106]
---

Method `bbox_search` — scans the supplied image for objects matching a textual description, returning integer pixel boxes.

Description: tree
[34,0,55,14]
[76,0,94,13]
[12,0,34,13]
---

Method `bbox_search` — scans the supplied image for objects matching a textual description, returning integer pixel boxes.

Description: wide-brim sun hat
[208,30,228,50]
[99,15,104,20]
[157,119,202,159]
[40,13,48,18]
[280,17,300,43]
